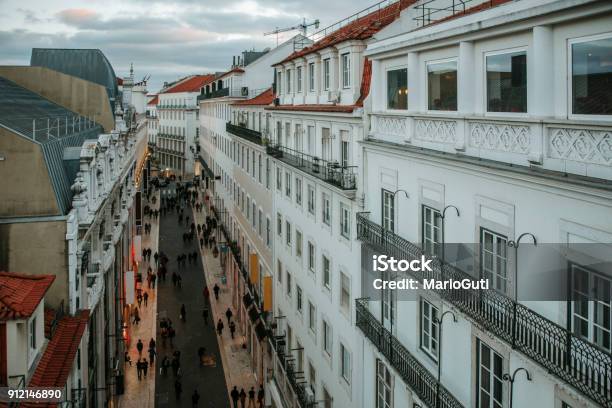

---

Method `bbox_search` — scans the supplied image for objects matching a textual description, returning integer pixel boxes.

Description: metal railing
[356,212,612,407]
[265,145,356,190]
[226,122,263,145]
[356,298,464,408]
[198,87,230,101]
[413,0,485,27]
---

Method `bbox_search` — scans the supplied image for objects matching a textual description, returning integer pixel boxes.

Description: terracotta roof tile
[276,0,414,65]
[162,74,216,94]
[355,57,372,107]
[233,88,275,106]
[0,272,55,320]
[28,310,89,392]
[265,104,357,113]
[147,95,159,106]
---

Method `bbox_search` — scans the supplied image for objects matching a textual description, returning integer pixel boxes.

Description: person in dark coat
[229,321,236,339]
[239,388,247,408]
[136,339,144,357]
[191,390,200,407]
[216,319,224,336]
[202,307,209,325]
[230,386,240,408]
[213,283,220,300]
[180,304,186,321]
[142,358,149,378]
[257,386,264,408]
[225,307,233,323]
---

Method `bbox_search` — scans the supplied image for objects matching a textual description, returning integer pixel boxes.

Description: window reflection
[572,37,612,115]
[486,51,527,113]
[428,60,457,111]
[387,68,408,110]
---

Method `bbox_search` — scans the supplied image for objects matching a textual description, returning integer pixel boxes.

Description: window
[307,126,315,154]
[29,317,37,349]
[276,167,282,191]
[252,203,257,228]
[322,193,331,226]
[286,69,292,93]
[277,259,282,283]
[309,62,315,92]
[477,339,504,408]
[340,343,351,384]
[342,53,350,88]
[297,66,303,92]
[382,189,395,232]
[387,68,408,110]
[340,204,350,238]
[277,213,282,237]
[307,185,316,215]
[324,59,330,90]
[309,362,316,394]
[422,206,442,257]
[286,270,292,297]
[308,242,315,273]
[266,158,270,189]
[295,177,302,205]
[266,217,271,247]
[258,209,263,237]
[297,285,303,313]
[323,255,331,289]
[247,196,251,220]
[285,171,292,198]
[323,319,332,355]
[486,50,527,113]
[571,264,611,351]
[481,229,508,294]
[309,301,316,333]
[341,139,349,168]
[420,298,439,361]
[571,36,612,115]
[340,272,350,313]
[286,221,292,246]
[296,230,303,258]
[376,360,393,408]
[428,60,457,111]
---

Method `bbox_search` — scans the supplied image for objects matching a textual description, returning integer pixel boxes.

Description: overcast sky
[0,0,375,92]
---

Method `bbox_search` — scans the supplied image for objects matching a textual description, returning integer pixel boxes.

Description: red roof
[276,0,413,65]
[0,272,55,320]
[233,88,275,106]
[355,58,372,107]
[28,311,89,390]
[163,74,216,93]
[218,67,245,80]
[147,95,159,106]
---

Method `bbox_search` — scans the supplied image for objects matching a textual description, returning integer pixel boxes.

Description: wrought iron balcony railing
[266,145,357,190]
[356,298,463,408]
[356,212,612,408]
[198,87,230,101]
[226,122,263,145]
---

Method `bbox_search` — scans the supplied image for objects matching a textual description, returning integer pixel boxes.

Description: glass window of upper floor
[428,59,457,111]
[486,50,527,113]
[571,35,612,116]
[342,53,351,88]
[387,68,407,110]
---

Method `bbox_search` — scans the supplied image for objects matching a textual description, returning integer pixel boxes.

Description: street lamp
[433,310,458,408]
[502,367,532,408]
[436,205,460,263]
[507,232,537,348]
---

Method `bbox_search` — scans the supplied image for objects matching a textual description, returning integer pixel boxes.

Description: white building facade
[358,1,612,408]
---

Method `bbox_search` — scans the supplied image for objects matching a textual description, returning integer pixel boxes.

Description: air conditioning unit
[241,87,249,97]
[327,91,340,104]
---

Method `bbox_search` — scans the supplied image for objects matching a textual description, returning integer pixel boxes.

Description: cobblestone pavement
[118,191,159,408]
[154,187,229,408]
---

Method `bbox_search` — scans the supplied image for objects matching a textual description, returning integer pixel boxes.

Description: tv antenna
[264,18,320,46]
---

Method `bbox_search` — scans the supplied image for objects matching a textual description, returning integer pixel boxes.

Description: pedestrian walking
[172,272,177,287]
[149,338,156,350]
[168,327,176,347]
[151,273,157,289]
[240,388,247,408]
[203,286,210,302]
[148,347,156,364]
[160,356,170,375]
[132,307,140,325]
[230,386,240,408]
[174,379,182,400]
[225,307,233,324]
[136,359,143,381]
[142,358,149,378]
[137,292,143,307]
[136,339,144,357]
[143,291,149,307]
[213,283,220,300]
[257,386,264,408]
[192,390,200,407]
[171,356,180,376]
[202,306,209,325]
[125,351,132,366]
[216,319,224,336]
[229,321,236,339]
[248,387,256,408]
[180,304,186,322]
[176,275,182,288]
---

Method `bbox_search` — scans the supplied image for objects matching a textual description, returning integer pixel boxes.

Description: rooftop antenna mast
[264,18,320,47]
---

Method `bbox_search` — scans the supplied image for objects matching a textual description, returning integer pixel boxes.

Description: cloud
[56,8,101,28]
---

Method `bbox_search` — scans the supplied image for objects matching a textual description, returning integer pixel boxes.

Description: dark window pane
[487,52,527,113]
[428,61,457,110]
[572,37,612,115]
[387,69,408,110]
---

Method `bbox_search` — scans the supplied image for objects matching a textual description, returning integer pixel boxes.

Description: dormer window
[309,62,315,92]
[297,66,303,93]
[324,59,331,91]
[287,69,292,93]
[342,53,351,88]
[277,71,282,94]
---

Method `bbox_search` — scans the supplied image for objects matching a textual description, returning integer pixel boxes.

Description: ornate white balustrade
[369,113,612,180]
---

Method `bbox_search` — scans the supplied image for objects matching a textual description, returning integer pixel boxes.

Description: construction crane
[264,18,320,46]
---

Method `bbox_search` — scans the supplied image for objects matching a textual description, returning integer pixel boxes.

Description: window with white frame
[277,213,282,237]
[29,317,37,349]
[258,209,263,237]
[286,221,292,247]
[376,360,393,408]
[247,196,251,220]
[387,68,408,110]
[286,270,292,297]
[297,66,303,93]
[422,205,442,257]
[486,50,527,113]
[266,217,271,247]
[252,203,257,228]
[307,126,315,154]
[309,62,315,92]
[340,204,350,238]
[277,259,282,283]
[481,228,508,294]
[307,185,315,215]
[286,69,292,93]
[340,138,349,168]
[295,177,302,205]
[340,343,351,384]
[323,319,332,356]
[342,53,350,88]
[277,71,282,94]
[340,272,350,314]
[324,59,330,90]
[296,285,303,313]
[309,301,316,333]
[276,167,282,191]
[571,35,612,116]
[285,171,292,198]
[308,242,315,273]
[296,230,303,258]
[428,60,457,111]
[266,158,270,189]
[476,339,504,408]
[309,362,316,394]
[382,189,395,232]
[571,264,611,351]
[322,193,331,226]
[420,298,439,361]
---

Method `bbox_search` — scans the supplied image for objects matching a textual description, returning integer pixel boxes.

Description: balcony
[356,213,612,407]
[226,122,263,145]
[266,145,357,191]
[198,87,230,101]
[356,298,463,408]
